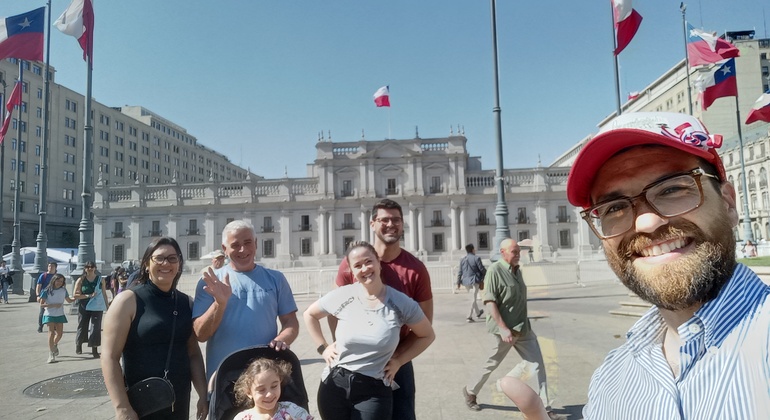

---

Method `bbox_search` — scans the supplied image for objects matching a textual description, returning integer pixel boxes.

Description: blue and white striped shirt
[584,264,770,419]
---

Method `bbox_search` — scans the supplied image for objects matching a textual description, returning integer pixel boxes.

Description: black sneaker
[477,310,485,318]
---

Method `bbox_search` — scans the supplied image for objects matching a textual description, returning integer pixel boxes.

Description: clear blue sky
[8,0,770,179]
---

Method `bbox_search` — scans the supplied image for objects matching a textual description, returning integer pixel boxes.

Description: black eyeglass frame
[580,167,720,240]
[150,254,182,264]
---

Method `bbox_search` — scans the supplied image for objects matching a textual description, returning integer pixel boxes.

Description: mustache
[618,221,703,258]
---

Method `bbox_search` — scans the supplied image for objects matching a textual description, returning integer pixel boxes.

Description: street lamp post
[489,0,511,261]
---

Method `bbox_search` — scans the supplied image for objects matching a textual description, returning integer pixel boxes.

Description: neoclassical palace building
[93,133,584,268]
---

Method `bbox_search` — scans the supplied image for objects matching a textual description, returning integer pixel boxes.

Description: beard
[374,229,402,245]
[604,218,736,311]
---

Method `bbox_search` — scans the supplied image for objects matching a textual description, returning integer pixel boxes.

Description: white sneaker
[47,352,55,364]
[53,344,59,357]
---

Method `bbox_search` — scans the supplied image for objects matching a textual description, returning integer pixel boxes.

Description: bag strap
[163,292,178,380]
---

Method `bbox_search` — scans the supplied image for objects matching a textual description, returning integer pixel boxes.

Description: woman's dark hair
[78,261,97,282]
[138,237,184,289]
[233,358,292,407]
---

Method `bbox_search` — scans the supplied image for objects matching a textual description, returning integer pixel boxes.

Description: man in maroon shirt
[330,199,432,420]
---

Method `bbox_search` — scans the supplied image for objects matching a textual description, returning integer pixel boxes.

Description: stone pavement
[0,274,638,419]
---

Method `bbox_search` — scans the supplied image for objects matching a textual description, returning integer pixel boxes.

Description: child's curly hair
[233,358,293,406]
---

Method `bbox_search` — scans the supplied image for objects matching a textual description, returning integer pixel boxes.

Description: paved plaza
[0,272,642,419]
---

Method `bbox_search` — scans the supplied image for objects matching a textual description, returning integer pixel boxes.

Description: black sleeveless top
[123,281,193,419]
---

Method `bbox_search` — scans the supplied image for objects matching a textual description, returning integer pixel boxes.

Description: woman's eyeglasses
[150,254,181,264]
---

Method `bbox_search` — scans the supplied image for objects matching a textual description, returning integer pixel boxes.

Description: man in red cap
[567,112,770,418]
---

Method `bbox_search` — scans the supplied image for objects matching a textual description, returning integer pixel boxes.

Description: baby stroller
[209,345,309,420]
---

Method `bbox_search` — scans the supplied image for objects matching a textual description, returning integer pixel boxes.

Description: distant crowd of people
[27,112,770,420]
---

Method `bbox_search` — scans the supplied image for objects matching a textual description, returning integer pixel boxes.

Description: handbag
[126,377,176,418]
[85,276,107,312]
[126,292,178,417]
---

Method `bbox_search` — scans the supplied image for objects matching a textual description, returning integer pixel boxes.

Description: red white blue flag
[55,0,94,64]
[612,0,642,55]
[0,81,23,145]
[746,91,770,125]
[694,59,738,111]
[0,8,45,62]
[374,86,390,107]
[686,23,739,67]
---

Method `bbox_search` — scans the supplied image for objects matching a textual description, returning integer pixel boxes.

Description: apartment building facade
[0,59,251,253]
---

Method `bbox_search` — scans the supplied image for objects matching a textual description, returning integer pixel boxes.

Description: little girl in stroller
[209,346,310,420]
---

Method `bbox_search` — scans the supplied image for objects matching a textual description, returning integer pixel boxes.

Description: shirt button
[688,324,702,334]
[708,346,719,355]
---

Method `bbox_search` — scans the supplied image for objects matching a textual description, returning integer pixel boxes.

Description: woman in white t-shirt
[303,241,435,420]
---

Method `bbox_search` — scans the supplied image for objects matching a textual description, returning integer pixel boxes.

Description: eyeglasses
[150,254,181,264]
[375,217,403,225]
[581,168,719,239]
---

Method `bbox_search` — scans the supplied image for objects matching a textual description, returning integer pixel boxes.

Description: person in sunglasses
[73,261,109,358]
[567,112,770,418]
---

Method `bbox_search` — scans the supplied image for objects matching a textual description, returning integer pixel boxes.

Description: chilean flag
[55,0,94,64]
[695,59,738,111]
[746,91,770,125]
[0,81,23,145]
[373,86,390,107]
[0,8,45,62]
[686,23,740,67]
[612,0,642,55]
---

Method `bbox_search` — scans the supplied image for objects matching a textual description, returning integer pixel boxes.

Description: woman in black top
[73,261,109,357]
[101,237,207,420]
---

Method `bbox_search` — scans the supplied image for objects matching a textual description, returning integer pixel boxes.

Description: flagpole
[9,61,24,293]
[611,3,622,116]
[388,106,392,139]
[32,0,53,280]
[0,77,6,255]
[72,46,96,280]
[734,94,754,242]
[680,3,694,115]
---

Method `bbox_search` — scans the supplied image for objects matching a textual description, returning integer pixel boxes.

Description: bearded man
[567,112,770,418]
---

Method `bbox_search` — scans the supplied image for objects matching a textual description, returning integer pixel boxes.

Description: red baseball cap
[567,112,725,208]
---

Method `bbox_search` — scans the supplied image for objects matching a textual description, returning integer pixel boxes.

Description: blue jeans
[0,281,8,302]
[392,361,416,420]
[318,366,393,420]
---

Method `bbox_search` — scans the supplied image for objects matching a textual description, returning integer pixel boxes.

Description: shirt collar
[693,263,769,347]
[624,263,769,352]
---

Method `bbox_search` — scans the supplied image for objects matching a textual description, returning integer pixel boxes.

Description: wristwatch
[317,344,327,355]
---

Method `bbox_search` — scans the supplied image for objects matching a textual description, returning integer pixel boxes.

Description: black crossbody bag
[126,291,177,417]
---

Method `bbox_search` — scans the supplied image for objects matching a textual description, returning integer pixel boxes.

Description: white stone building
[93,133,579,267]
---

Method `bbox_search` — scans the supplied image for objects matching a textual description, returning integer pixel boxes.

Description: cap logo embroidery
[659,122,722,150]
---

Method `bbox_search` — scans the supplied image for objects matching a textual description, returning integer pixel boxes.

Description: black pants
[392,361,416,420]
[76,300,103,347]
[318,366,393,420]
